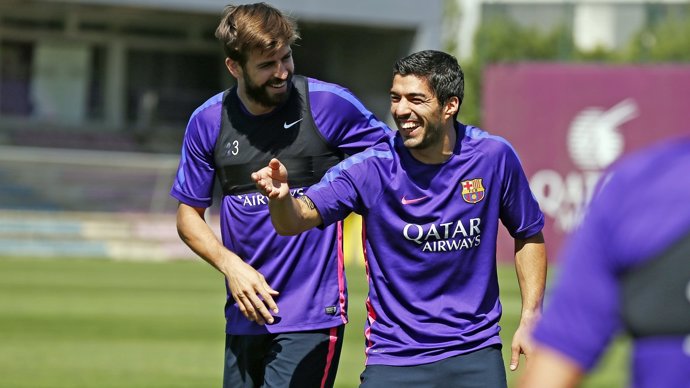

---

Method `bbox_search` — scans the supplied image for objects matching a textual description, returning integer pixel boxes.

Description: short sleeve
[498,142,544,239]
[169,96,223,208]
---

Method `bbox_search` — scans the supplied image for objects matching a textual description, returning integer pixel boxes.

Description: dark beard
[243,72,292,108]
[407,122,444,150]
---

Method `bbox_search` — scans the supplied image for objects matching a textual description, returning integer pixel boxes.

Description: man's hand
[224,256,279,325]
[510,313,539,371]
[251,157,323,235]
[251,158,289,199]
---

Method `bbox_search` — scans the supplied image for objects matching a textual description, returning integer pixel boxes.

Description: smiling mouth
[399,121,421,135]
[270,81,287,89]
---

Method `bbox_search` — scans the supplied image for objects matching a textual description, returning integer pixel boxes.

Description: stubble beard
[403,122,444,151]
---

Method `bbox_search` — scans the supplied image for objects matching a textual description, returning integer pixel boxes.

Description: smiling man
[170,3,390,388]
[252,50,548,387]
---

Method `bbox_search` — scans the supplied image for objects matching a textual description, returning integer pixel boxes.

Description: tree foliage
[452,6,690,127]
[459,17,574,126]
[622,13,690,62]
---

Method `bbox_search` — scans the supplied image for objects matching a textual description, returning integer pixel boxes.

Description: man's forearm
[268,195,322,235]
[515,232,547,320]
[176,203,240,275]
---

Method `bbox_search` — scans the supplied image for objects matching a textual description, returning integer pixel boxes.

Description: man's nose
[275,63,288,80]
[393,99,411,116]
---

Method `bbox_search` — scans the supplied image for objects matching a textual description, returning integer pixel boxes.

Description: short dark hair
[215,3,300,65]
[393,50,464,113]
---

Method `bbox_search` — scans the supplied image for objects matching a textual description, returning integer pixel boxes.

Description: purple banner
[483,64,690,261]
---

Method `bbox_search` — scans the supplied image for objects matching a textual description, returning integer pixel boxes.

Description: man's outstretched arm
[251,158,323,235]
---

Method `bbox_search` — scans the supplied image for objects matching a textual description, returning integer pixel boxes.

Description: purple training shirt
[170,77,390,335]
[533,137,690,388]
[306,123,544,366]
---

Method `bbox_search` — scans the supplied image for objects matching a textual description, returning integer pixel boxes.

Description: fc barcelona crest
[461,178,485,204]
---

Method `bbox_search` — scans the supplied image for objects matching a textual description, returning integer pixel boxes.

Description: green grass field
[0,257,628,387]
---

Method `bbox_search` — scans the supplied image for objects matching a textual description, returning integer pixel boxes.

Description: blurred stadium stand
[0,146,178,212]
[9,128,140,152]
[0,145,201,260]
[0,210,192,260]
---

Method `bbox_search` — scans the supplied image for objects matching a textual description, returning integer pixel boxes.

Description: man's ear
[444,96,460,119]
[225,57,242,78]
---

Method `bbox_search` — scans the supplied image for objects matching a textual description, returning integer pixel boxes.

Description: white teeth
[401,123,419,130]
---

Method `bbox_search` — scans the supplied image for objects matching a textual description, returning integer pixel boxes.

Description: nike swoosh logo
[283,118,303,129]
[401,195,429,205]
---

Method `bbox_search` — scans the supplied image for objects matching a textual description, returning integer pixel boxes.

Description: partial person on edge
[519,136,690,388]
